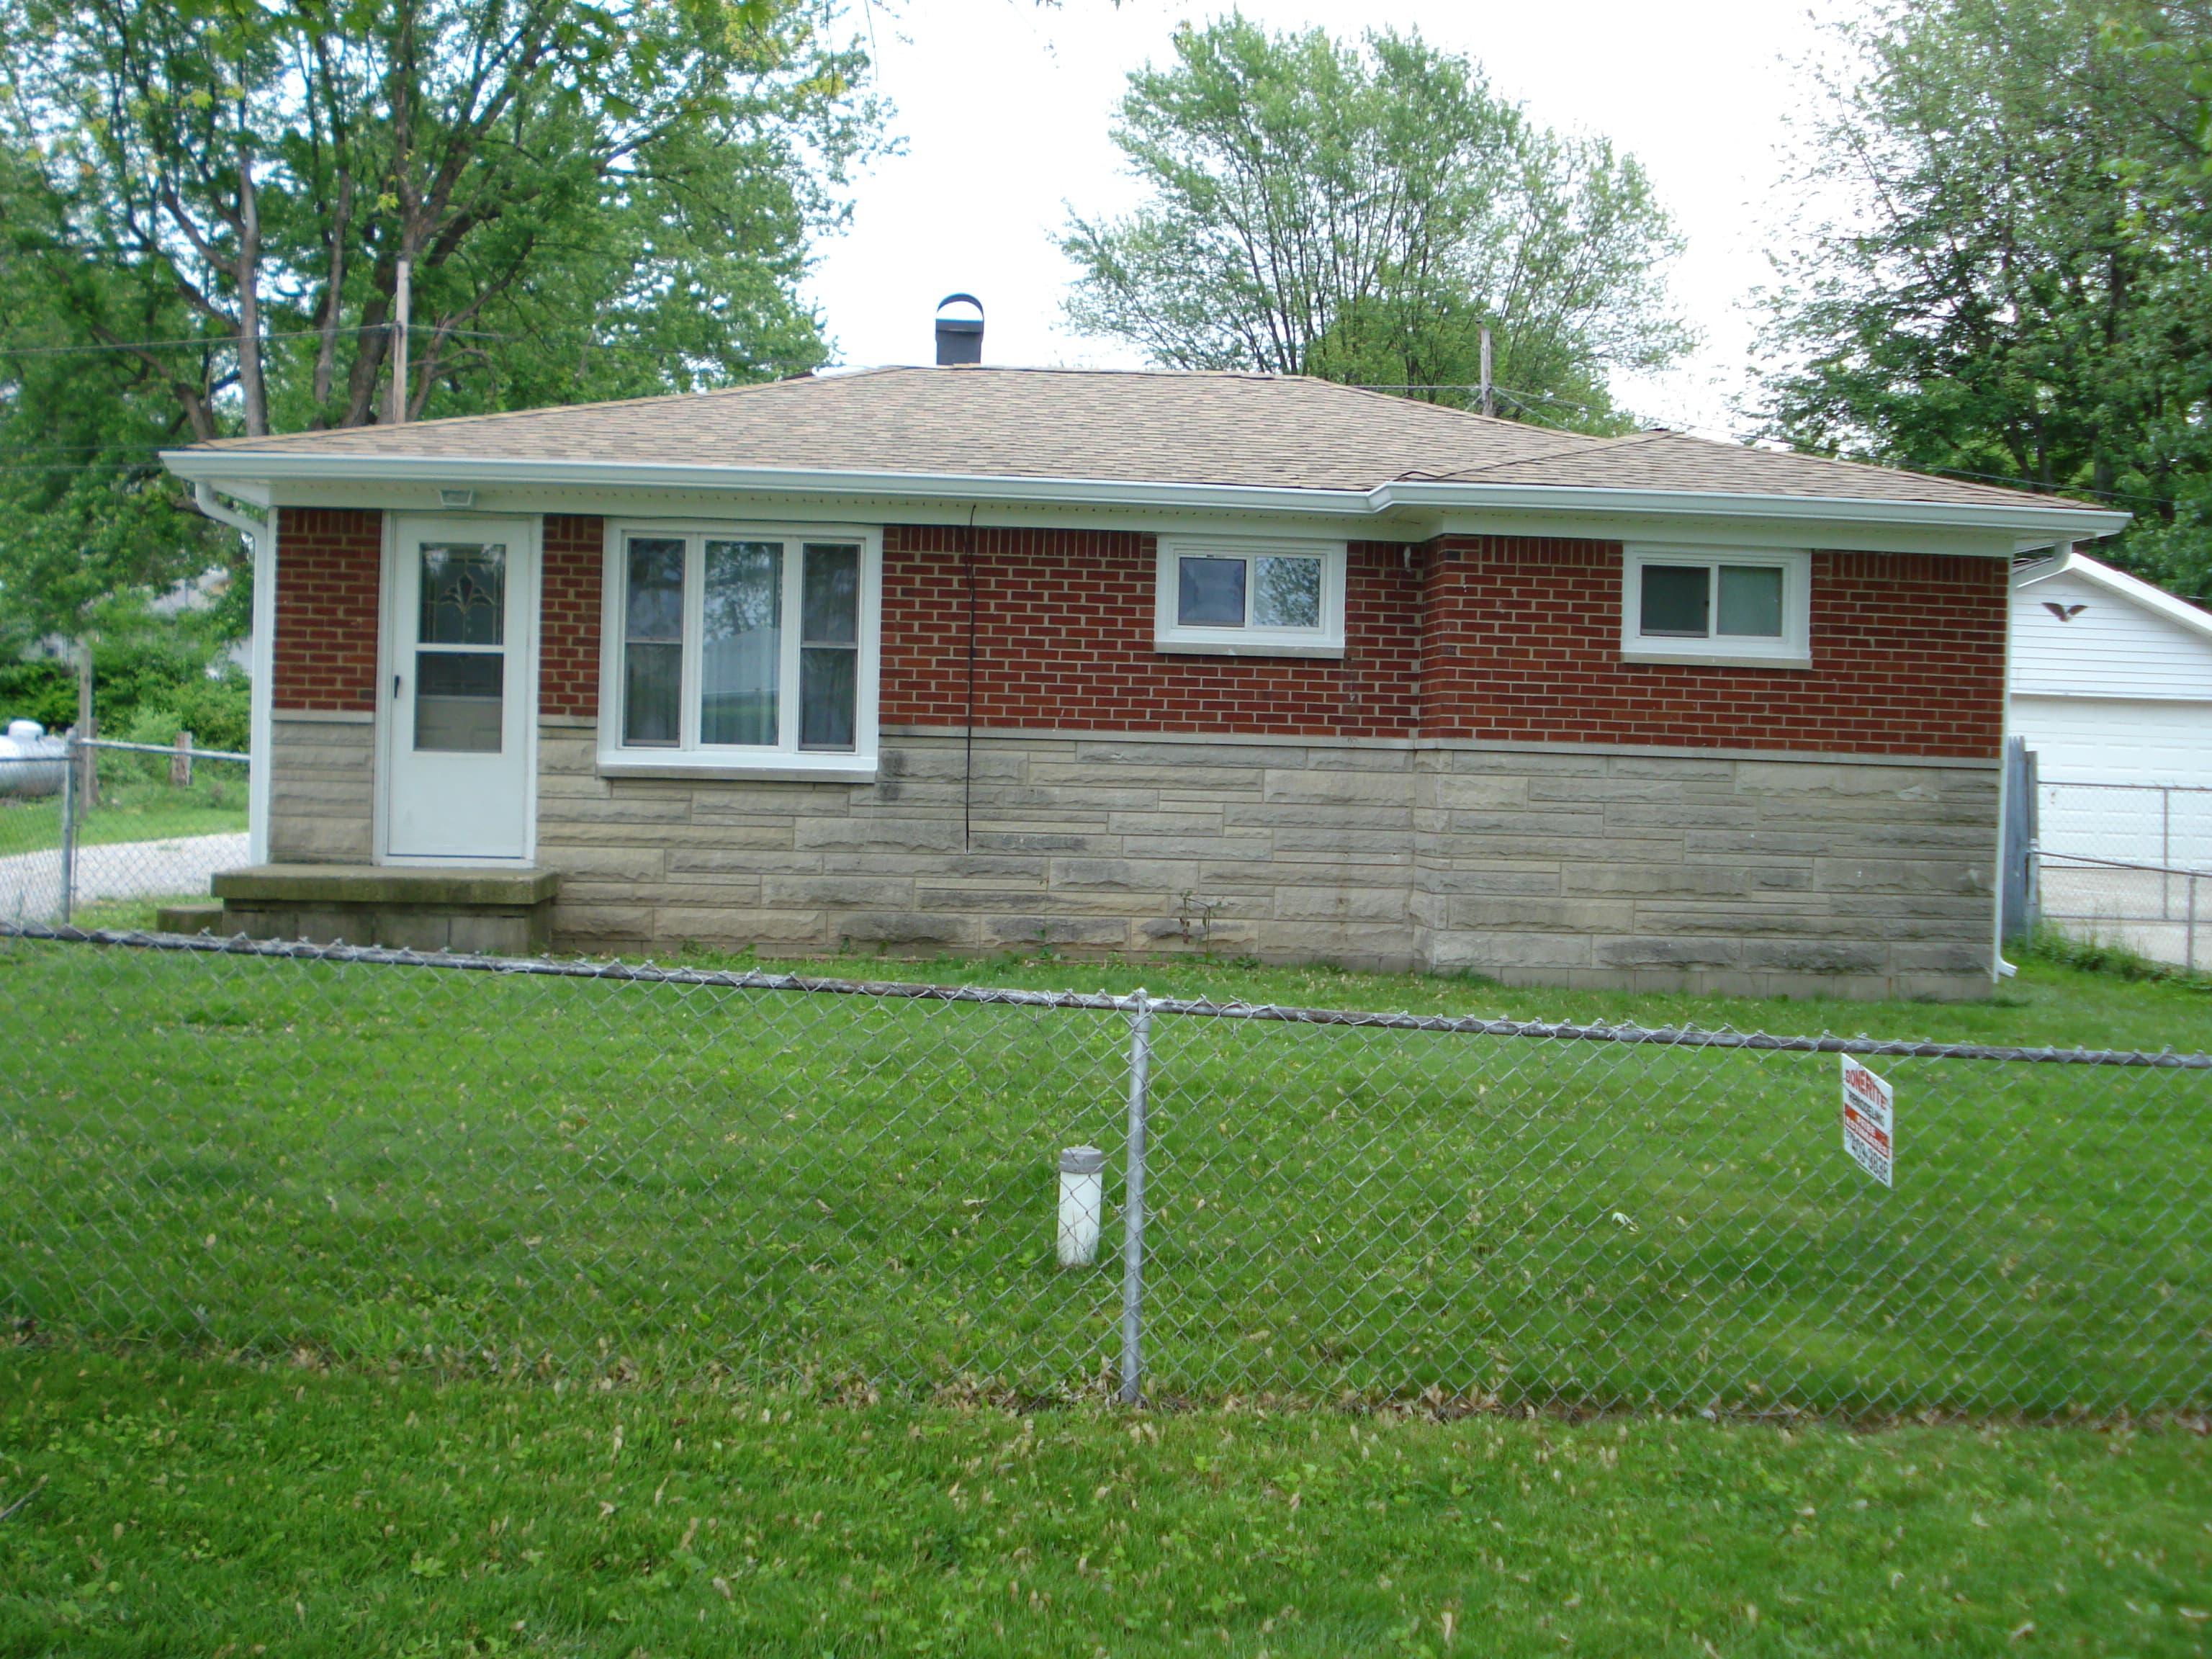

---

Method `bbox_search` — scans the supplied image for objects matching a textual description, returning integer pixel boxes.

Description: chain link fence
[2041,778,2212,873]
[0,737,248,929]
[3,924,2207,1421]
[2033,780,2212,969]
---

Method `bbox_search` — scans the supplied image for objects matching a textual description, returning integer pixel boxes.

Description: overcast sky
[804,0,1851,439]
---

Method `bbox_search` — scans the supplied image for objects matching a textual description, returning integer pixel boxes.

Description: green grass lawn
[655,935,2212,1053]
[0,770,248,860]
[1,1347,2205,1658]
[2,937,2206,1418]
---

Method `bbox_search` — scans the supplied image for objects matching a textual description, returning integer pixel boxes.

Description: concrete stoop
[208,864,562,955]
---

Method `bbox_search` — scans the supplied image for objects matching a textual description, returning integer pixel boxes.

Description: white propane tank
[0,719,68,798]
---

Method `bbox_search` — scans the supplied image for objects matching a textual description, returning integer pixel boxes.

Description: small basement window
[1619,546,1810,666]
[598,522,879,778]
[1154,536,1347,657]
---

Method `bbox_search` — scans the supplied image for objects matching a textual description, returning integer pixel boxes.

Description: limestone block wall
[536,724,2000,998]
[536,724,1419,966]
[266,714,374,863]
[1412,748,2000,999]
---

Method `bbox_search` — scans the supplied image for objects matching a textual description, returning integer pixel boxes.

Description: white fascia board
[161,449,1379,521]
[1383,480,2127,545]
[160,448,2132,544]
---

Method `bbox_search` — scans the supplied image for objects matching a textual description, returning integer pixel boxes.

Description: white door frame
[374,512,542,866]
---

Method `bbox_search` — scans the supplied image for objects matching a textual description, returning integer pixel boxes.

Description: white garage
[2010,549,2212,961]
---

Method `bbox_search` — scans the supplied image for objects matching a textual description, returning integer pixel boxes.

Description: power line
[1925,466,2164,508]
[0,323,513,358]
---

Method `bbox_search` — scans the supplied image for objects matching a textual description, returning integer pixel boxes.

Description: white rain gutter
[161,449,2134,547]
[192,481,274,866]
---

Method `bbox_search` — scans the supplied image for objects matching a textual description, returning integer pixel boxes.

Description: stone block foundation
[526,726,2000,999]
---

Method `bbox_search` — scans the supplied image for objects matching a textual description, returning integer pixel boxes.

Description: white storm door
[385,518,534,861]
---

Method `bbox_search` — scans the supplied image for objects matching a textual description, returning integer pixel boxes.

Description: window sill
[596,752,878,784]
[1618,649,1812,671]
[1153,637,1346,660]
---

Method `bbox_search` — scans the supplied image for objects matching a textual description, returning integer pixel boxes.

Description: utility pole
[1478,325,1494,418]
[390,256,412,426]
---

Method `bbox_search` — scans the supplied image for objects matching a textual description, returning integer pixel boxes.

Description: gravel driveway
[0,830,248,921]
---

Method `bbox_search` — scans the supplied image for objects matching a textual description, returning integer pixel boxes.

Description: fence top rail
[7,921,2208,1070]
[73,737,250,764]
[2041,778,2212,795]
[2037,849,2212,879]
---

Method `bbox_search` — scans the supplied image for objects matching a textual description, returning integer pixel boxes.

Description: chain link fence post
[1119,986,1151,1405]
[56,737,76,927]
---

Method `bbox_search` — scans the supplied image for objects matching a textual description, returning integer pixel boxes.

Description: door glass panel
[702,541,781,745]
[1253,556,1322,628]
[1178,556,1246,626]
[419,544,505,645]
[1639,565,1711,637]
[414,652,503,752]
[1717,565,1785,637]
[624,536,685,746]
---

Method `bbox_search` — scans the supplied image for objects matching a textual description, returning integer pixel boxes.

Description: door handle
[393,673,402,700]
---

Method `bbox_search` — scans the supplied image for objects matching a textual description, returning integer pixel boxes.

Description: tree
[1061,17,1691,430]
[1753,0,2212,598]
[0,0,881,648]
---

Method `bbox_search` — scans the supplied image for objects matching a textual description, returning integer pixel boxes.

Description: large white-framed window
[1153,535,1347,657]
[1619,545,1812,667]
[598,521,880,779]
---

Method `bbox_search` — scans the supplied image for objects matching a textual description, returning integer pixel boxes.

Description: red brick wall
[322,515,2002,754]
[1418,536,2006,756]
[540,515,603,718]
[271,508,382,712]
[878,526,1422,736]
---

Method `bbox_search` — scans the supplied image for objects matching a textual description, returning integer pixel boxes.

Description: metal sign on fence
[1840,1056,1894,1187]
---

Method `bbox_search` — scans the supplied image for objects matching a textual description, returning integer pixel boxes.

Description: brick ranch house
[161,367,2123,997]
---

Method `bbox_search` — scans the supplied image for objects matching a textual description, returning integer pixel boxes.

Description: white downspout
[193,482,275,866]
[1994,539,2071,979]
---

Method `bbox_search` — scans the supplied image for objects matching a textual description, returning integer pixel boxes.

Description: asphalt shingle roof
[189,365,2079,513]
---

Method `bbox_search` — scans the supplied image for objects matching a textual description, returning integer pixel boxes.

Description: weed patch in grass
[2023,922,2212,992]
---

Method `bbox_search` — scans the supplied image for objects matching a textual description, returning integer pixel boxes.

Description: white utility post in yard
[1479,325,1494,418]
[1119,989,1152,1404]
[391,256,411,426]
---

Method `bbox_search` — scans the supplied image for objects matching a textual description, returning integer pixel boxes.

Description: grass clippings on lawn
[2,1349,2206,1658]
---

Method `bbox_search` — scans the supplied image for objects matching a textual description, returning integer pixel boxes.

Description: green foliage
[0,636,249,752]
[1754,0,2212,598]
[1063,18,1691,431]
[2,1349,2208,1655]
[0,660,75,732]
[0,0,884,635]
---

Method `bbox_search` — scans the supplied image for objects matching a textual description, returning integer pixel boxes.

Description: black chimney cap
[935,293,984,367]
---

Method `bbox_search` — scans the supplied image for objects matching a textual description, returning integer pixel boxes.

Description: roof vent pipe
[935,293,984,366]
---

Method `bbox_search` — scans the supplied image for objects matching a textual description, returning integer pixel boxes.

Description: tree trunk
[234,138,269,439]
